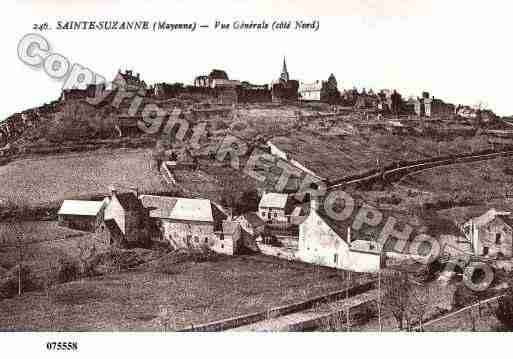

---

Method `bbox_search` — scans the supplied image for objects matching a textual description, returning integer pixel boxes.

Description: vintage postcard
[1,0,512,356]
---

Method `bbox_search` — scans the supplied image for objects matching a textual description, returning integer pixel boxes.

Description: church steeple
[280,57,290,82]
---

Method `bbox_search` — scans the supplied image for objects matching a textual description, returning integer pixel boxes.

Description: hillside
[0,148,169,209]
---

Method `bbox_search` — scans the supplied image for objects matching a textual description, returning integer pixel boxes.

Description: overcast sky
[1,0,512,119]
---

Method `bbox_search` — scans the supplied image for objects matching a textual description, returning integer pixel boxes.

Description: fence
[177,280,375,332]
[415,294,505,331]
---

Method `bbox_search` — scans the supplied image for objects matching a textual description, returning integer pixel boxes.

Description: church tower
[280,57,290,82]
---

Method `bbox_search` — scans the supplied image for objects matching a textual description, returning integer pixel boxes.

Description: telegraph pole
[346,271,351,331]
[378,269,382,332]
[17,233,23,296]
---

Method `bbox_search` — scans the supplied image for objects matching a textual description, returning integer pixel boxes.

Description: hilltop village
[2,58,513,331]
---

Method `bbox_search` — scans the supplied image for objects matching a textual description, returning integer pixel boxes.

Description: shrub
[57,258,80,283]
[495,278,513,329]
[0,265,37,299]
[496,295,513,329]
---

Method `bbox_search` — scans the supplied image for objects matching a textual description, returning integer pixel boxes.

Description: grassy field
[268,131,493,180]
[0,221,107,269]
[0,254,354,331]
[423,300,503,331]
[0,148,169,208]
[400,157,513,204]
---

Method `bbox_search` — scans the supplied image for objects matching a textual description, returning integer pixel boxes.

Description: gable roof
[58,200,105,216]
[139,195,226,223]
[115,192,145,212]
[259,193,289,209]
[466,208,511,227]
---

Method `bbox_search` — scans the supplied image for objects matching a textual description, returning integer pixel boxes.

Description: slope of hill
[0,148,168,209]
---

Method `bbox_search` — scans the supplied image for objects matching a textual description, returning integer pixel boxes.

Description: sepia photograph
[1,0,513,356]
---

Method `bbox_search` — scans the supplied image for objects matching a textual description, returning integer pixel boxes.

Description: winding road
[328,148,513,189]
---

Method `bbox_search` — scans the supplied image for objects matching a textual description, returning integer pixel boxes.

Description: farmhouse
[103,190,150,247]
[139,195,243,255]
[297,198,383,273]
[461,208,513,258]
[57,199,107,232]
[258,193,295,224]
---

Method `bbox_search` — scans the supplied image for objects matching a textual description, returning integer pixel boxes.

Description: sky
[1,0,512,119]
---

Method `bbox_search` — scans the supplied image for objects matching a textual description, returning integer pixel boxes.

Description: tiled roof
[139,195,226,223]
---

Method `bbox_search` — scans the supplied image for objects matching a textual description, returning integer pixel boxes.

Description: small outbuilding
[258,193,294,224]
[57,200,107,232]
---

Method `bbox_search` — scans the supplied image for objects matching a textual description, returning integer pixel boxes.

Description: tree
[382,271,412,330]
[473,100,488,128]
[408,283,432,331]
[495,278,513,330]
[152,139,167,170]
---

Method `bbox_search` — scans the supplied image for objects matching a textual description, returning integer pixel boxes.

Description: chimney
[310,195,321,212]
[110,186,117,197]
[136,73,140,80]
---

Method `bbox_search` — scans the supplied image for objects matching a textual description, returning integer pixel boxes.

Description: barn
[57,200,107,232]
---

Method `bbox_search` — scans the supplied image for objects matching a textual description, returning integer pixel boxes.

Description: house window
[194,236,199,243]
[333,253,338,264]
[496,233,501,245]
[274,213,278,218]
[205,238,208,243]
[483,247,489,256]
[221,244,224,249]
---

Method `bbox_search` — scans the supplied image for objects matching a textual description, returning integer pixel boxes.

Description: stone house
[297,198,383,273]
[139,195,243,255]
[258,193,294,224]
[234,212,267,252]
[212,220,242,255]
[103,191,149,248]
[462,208,513,258]
[57,199,107,232]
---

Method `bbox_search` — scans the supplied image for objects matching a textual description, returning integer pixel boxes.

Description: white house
[461,208,513,258]
[297,198,383,273]
[258,193,294,224]
[299,81,323,101]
